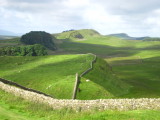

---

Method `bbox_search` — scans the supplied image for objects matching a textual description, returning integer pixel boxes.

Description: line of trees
[0,44,47,56]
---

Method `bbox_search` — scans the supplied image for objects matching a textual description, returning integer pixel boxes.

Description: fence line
[80,53,97,77]
[72,73,79,99]
[0,53,96,100]
[0,78,53,98]
[1,53,160,111]
[72,53,97,99]
[1,81,160,111]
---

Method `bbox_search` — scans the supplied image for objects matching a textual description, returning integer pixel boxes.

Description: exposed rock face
[69,31,84,39]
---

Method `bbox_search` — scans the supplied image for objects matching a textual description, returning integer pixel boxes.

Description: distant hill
[0,35,17,40]
[143,37,160,41]
[108,33,150,40]
[55,29,100,40]
[0,29,19,36]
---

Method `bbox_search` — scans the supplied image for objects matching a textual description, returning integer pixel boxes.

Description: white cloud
[63,0,90,8]
[82,4,126,34]
[0,0,160,36]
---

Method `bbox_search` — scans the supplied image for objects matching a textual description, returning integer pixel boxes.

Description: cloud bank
[0,0,160,37]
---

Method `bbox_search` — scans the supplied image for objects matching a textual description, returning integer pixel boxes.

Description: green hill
[0,54,93,99]
[1,29,160,99]
[77,57,130,100]
[107,33,149,40]
[52,29,160,98]
[1,29,160,120]
[55,29,100,40]
[0,54,130,99]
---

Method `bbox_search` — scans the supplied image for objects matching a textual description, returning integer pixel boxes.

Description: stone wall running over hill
[72,53,97,99]
[80,53,97,77]
[1,81,160,111]
[0,78,53,98]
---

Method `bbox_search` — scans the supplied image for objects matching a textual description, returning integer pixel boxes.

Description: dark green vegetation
[0,31,56,56]
[0,44,47,56]
[21,31,56,50]
[1,90,160,120]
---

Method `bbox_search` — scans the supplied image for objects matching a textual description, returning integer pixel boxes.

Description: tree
[33,44,47,56]
[0,44,48,56]
[20,31,56,50]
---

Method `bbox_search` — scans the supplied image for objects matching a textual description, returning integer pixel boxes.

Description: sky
[0,0,160,37]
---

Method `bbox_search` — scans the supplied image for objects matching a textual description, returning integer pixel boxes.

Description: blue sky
[0,0,160,37]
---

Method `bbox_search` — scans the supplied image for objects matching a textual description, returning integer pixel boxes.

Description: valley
[0,29,160,119]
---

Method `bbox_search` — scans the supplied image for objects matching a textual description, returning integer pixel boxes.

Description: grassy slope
[55,29,100,40]
[1,29,160,119]
[54,29,160,98]
[0,102,37,120]
[1,29,160,99]
[0,54,95,99]
[110,57,160,98]
[1,89,160,120]
[77,57,130,100]
[0,54,129,99]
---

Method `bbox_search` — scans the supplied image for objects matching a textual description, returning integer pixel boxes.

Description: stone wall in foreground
[1,81,160,111]
[0,78,53,98]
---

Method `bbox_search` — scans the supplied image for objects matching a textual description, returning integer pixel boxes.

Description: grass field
[0,29,160,119]
[0,54,98,99]
[0,37,20,48]
[1,89,160,120]
[77,57,130,99]
[53,29,160,98]
[0,54,130,99]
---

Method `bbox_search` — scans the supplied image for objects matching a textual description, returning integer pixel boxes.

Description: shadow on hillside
[110,56,160,98]
[137,44,160,50]
[2,55,93,98]
[54,41,139,58]
[76,55,160,98]
[53,40,160,59]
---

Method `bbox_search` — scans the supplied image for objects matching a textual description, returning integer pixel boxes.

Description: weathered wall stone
[1,81,160,111]
[0,78,53,98]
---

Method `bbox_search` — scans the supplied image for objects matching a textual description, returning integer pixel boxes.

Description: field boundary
[72,53,97,99]
[0,78,53,98]
[80,53,97,77]
[1,81,160,111]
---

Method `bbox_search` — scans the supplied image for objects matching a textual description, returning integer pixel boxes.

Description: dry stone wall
[72,53,97,99]
[0,78,53,98]
[1,81,160,111]
[80,53,97,77]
